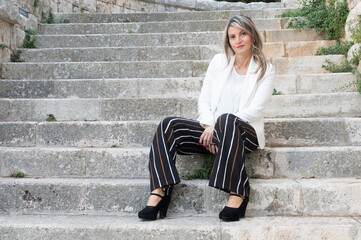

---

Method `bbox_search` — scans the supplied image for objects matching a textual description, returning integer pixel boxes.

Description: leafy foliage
[322,59,356,73]
[280,0,349,40]
[272,89,282,95]
[183,155,214,180]
[315,41,354,57]
[46,114,57,122]
[34,0,39,7]
[22,29,37,48]
[11,171,25,178]
[41,8,55,24]
[10,50,24,62]
[0,43,7,49]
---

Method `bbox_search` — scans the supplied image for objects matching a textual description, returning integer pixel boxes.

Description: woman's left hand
[200,124,218,154]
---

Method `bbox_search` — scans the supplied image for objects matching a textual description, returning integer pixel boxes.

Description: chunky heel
[138,187,172,221]
[219,193,249,222]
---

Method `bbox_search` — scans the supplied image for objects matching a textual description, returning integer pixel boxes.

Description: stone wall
[345,0,361,71]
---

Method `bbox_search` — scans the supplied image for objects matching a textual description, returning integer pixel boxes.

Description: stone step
[1,214,360,240]
[1,118,360,148]
[54,8,290,23]
[2,214,360,240]
[34,29,324,48]
[39,18,285,35]
[1,93,360,121]
[0,73,356,99]
[1,55,344,80]
[0,177,360,216]
[21,40,336,62]
[1,146,360,179]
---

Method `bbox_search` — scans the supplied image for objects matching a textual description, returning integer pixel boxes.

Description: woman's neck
[233,53,252,75]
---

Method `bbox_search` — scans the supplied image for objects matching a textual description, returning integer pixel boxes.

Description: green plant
[21,29,37,48]
[0,43,7,49]
[10,50,24,62]
[41,8,55,24]
[315,41,354,56]
[356,73,361,94]
[34,0,39,7]
[280,0,349,40]
[350,48,361,66]
[182,155,214,180]
[80,8,86,13]
[128,29,135,34]
[11,171,25,178]
[46,114,56,122]
[111,144,117,148]
[272,89,282,95]
[322,59,356,73]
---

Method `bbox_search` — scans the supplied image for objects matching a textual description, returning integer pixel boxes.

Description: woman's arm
[235,64,275,123]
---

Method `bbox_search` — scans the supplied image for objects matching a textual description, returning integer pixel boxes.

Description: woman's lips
[237,45,244,48]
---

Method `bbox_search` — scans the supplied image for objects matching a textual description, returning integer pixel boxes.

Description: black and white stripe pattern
[148,114,258,197]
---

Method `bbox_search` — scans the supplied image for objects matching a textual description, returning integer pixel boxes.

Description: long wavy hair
[223,15,268,82]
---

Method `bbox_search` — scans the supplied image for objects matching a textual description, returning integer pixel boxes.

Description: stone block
[53,62,119,79]
[301,178,361,216]
[8,99,102,121]
[2,62,53,80]
[264,42,286,58]
[101,98,181,121]
[0,178,85,212]
[265,118,347,147]
[0,79,55,98]
[285,40,337,57]
[55,79,138,98]
[265,29,324,43]
[37,122,127,147]
[273,74,297,94]
[273,147,361,178]
[0,100,9,120]
[138,77,202,98]
[347,43,361,63]
[345,118,361,144]
[297,73,357,94]
[127,121,158,147]
[0,122,36,147]
[345,2,361,42]
[0,148,86,177]
[86,148,148,178]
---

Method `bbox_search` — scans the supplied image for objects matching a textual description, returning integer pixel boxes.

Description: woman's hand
[200,124,218,155]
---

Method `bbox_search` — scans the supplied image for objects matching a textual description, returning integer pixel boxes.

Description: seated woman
[138,14,275,221]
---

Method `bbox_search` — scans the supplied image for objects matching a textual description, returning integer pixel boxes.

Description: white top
[213,67,246,120]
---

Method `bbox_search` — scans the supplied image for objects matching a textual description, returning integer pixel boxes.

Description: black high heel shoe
[219,193,249,221]
[138,187,172,221]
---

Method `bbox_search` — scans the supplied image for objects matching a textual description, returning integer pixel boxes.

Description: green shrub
[183,155,214,180]
[316,41,354,56]
[41,8,55,24]
[34,0,39,7]
[0,43,7,49]
[21,29,37,48]
[322,59,356,73]
[10,50,24,62]
[281,0,349,40]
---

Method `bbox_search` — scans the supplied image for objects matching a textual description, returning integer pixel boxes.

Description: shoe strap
[150,193,164,198]
[230,193,244,199]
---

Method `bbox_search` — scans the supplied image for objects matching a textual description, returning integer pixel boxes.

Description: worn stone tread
[33,29,324,48]
[0,214,360,240]
[0,177,360,216]
[1,55,345,80]
[1,146,361,179]
[1,92,360,121]
[54,8,291,23]
[0,73,356,99]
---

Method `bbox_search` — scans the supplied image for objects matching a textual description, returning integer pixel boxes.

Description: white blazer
[197,53,275,149]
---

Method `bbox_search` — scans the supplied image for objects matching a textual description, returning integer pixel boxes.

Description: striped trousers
[148,113,259,197]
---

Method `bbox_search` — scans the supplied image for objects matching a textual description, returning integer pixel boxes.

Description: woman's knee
[215,113,237,127]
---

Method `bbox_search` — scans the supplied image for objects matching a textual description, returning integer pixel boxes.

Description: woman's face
[227,26,252,57]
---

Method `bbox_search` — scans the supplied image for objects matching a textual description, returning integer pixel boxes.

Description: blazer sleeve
[235,63,275,123]
[197,54,222,126]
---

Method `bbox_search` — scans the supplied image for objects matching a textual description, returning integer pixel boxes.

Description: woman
[138,15,274,221]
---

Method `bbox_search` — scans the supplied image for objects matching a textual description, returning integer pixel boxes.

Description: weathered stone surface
[127,121,158,147]
[0,178,84,213]
[345,2,361,42]
[0,122,36,147]
[0,101,9,120]
[347,43,361,63]
[37,122,127,147]
[265,29,324,43]
[0,80,55,98]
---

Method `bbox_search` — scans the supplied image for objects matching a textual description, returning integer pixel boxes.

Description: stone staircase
[1,8,361,239]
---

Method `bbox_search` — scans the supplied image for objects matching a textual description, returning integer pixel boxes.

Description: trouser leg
[209,113,259,197]
[148,117,208,191]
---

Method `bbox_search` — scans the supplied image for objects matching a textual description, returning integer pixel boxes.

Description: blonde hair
[223,15,268,82]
